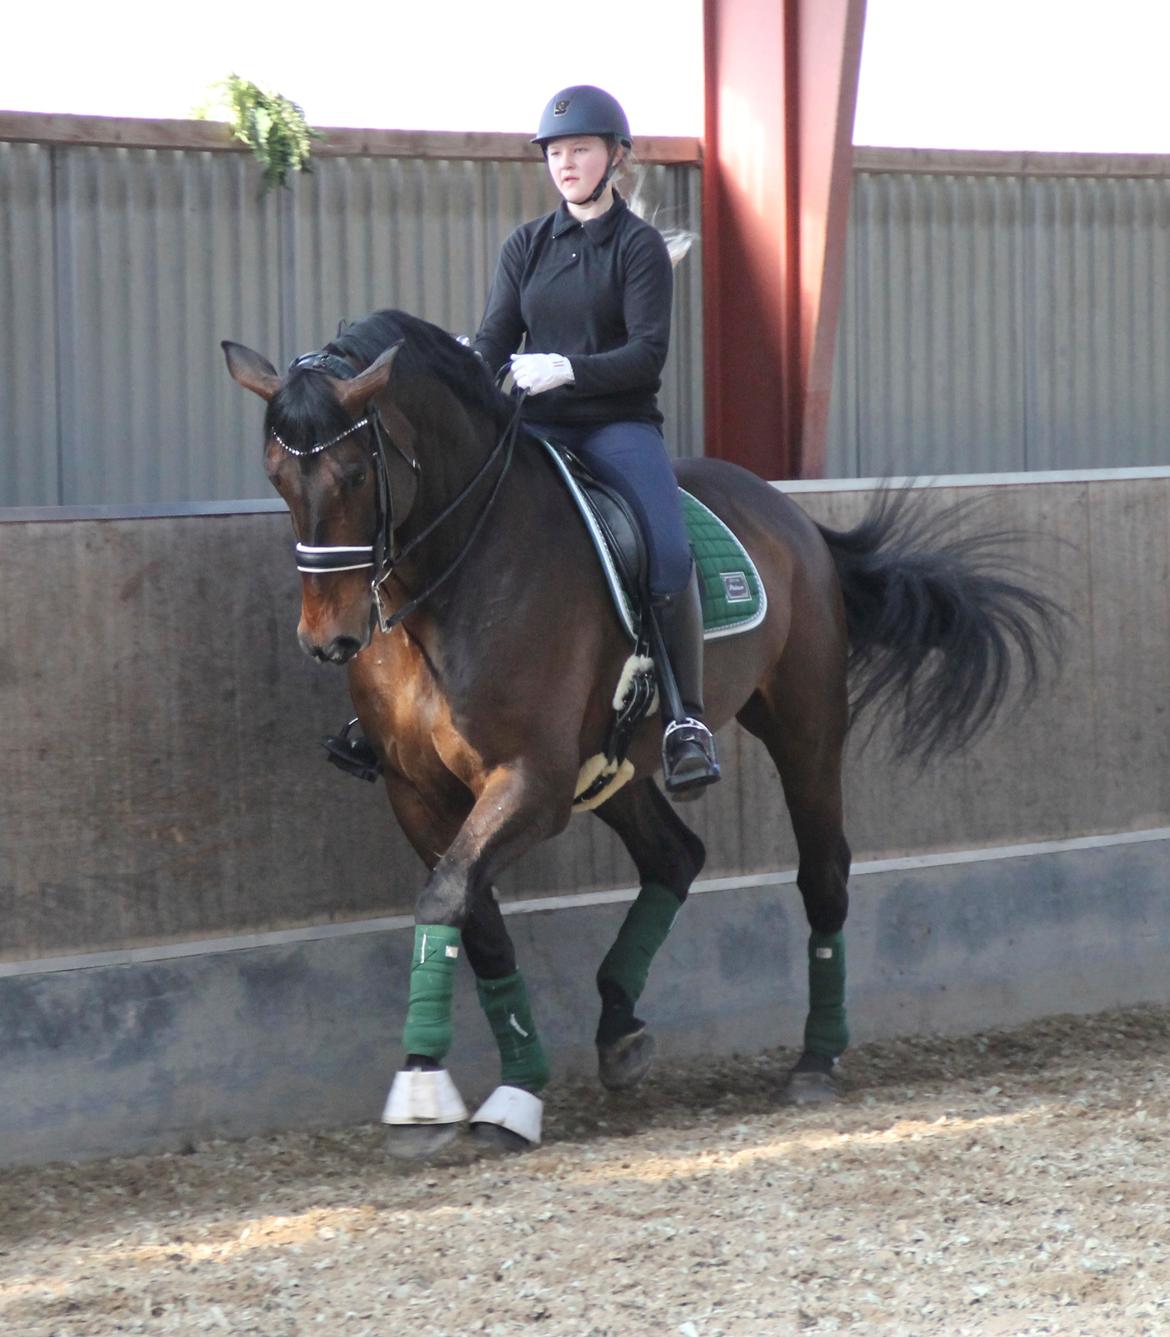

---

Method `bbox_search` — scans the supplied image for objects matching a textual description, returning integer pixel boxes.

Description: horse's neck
[396,409,575,619]
[403,401,500,542]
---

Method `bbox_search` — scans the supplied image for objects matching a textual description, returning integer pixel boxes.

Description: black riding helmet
[533,85,632,205]
[532,84,632,148]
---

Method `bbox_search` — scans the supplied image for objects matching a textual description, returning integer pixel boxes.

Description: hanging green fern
[197,74,321,191]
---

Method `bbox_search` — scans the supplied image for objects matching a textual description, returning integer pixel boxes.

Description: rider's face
[545,136,614,205]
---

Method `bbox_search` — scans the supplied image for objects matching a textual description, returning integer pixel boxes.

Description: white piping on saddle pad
[572,653,657,813]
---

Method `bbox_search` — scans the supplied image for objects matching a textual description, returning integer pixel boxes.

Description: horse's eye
[345,469,367,490]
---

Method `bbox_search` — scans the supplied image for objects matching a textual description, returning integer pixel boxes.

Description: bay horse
[223,309,1059,1158]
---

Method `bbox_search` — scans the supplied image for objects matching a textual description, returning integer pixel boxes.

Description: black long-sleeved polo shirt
[472,193,673,427]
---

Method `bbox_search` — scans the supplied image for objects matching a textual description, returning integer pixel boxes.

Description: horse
[222,308,1061,1159]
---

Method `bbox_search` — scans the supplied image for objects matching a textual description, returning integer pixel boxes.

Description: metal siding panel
[656,163,705,459]
[0,143,59,505]
[832,164,1170,478]
[1025,174,1170,470]
[282,156,556,357]
[52,146,283,505]
[200,152,285,499]
[824,192,860,477]
[841,170,1026,478]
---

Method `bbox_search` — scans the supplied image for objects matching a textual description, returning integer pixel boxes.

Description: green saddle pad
[681,490,767,639]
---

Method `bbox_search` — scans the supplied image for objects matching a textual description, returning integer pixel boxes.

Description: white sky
[4,0,1170,152]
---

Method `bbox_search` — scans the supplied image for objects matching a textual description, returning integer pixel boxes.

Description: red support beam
[703,0,867,478]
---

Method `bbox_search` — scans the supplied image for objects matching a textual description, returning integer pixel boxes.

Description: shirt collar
[551,191,629,243]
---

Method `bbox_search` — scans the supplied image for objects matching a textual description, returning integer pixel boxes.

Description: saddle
[568,471,647,610]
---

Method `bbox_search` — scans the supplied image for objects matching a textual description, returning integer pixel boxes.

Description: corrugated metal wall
[0,140,702,507]
[10,133,1170,500]
[827,152,1170,476]
[1,143,60,505]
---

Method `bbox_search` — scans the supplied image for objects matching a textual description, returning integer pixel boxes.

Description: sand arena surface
[2,1005,1169,1336]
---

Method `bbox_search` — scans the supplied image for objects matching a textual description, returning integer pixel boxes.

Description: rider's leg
[569,422,719,797]
[653,562,720,795]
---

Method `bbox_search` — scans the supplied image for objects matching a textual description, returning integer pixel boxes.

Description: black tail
[817,488,1065,761]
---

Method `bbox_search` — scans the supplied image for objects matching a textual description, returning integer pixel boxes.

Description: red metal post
[702,0,867,477]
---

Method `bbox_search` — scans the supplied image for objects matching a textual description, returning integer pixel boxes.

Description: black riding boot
[654,565,720,799]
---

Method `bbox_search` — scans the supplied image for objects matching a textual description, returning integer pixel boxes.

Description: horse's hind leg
[738,666,852,1106]
[591,778,706,1089]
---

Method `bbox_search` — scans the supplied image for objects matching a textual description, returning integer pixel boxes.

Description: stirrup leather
[662,716,721,794]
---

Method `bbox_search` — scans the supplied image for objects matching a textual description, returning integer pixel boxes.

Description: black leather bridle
[274,349,525,634]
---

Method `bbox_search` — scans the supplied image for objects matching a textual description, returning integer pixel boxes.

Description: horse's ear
[222,341,281,402]
[331,340,405,417]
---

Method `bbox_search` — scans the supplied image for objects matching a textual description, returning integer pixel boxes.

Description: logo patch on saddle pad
[721,571,752,603]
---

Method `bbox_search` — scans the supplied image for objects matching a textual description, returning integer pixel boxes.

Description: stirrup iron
[662,715,720,798]
[322,717,383,783]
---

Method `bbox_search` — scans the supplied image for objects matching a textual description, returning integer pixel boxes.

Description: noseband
[274,349,523,633]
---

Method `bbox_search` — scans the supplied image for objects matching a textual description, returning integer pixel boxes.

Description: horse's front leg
[383,760,570,1160]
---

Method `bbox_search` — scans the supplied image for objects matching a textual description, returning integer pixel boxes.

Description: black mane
[265,309,513,448]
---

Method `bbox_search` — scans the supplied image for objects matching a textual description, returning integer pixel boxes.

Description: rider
[472,84,720,798]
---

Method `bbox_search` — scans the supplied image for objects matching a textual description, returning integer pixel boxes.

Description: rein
[368,395,525,633]
[279,349,525,634]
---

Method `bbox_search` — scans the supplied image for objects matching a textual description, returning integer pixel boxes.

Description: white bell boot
[470,1084,543,1150]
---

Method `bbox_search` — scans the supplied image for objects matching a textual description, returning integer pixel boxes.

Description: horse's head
[221,339,419,664]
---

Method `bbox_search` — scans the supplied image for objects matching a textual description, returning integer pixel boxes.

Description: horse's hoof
[381,1067,468,1159]
[470,1121,534,1155]
[383,1121,463,1160]
[781,1066,839,1107]
[470,1085,542,1153]
[598,1027,657,1091]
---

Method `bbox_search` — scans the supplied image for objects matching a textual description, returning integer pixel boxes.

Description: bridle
[274,349,525,634]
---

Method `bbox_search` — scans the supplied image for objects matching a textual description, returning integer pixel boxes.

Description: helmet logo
[553,99,570,116]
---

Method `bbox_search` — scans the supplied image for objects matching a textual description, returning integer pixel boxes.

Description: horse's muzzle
[299,629,368,665]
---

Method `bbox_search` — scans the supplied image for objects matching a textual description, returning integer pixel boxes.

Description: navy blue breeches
[530,420,692,598]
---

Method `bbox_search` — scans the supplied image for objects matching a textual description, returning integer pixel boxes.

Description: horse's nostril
[298,629,365,664]
[325,636,363,665]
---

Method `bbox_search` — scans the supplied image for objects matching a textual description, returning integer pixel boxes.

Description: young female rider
[473,84,720,798]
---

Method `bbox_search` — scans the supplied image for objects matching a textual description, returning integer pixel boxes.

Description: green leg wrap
[476,971,551,1093]
[803,929,849,1057]
[401,924,462,1060]
[596,881,681,1004]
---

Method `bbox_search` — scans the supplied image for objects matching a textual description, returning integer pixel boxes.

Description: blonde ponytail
[615,150,696,269]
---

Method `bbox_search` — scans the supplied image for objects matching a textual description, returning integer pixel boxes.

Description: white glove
[510,353,575,395]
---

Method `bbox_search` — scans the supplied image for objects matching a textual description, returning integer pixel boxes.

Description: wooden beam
[0,110,701,166]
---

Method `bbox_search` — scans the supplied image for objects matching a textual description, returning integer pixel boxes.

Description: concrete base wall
[5,830,1167,1167]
